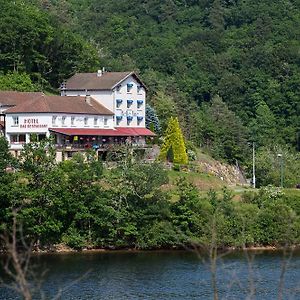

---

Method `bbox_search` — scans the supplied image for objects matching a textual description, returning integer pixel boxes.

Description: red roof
[49,127,155,137]
[64,71,147,91]
[5,94,113,115]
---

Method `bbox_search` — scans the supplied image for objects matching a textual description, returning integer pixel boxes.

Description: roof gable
[63,71,147,91]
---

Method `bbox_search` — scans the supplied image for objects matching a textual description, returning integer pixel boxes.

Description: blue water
[1,250,300,299]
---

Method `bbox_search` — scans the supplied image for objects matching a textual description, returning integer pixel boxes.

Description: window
[137,86,143,94]
[104,118,108,126]
[19,134,26,142]
[116,99,123,108]
[137,100,143,108]
[38,134,46,141]
[52,116,57,126]
[127,116,133,126]
[94,117,98,126]
[116,85,122,93]
[10,134,26,143]
[62,116,66,126]
[137,116,143,126]
[127,83,133,93]
[84,117,88,126]
[12,116,19,126]
[10,134,18,143]
[71,116,75,126]
[116,116,122,126]
[127,100,133,108]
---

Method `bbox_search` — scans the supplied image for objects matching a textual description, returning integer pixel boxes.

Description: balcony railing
[55,142,151,151]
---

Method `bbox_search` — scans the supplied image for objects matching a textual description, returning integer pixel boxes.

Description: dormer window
[127,83,133,93]
[127,100,133,108]
[116,99,123,108]
[137,100,143,108]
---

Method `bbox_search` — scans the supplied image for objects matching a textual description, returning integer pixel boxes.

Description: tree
[0,72,39,92]
[159,116,188,164]
[152,91,178,131]
[0,136,15,173]
[145,104,161,134]
[197,95,250,164]
[250,101,277,147]
[255,145,300,187]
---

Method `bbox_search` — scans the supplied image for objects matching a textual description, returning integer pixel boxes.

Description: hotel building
[0,71,154,160]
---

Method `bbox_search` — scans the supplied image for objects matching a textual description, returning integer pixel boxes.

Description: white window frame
[62,116,66,126]
[94,117,98,127]
[52,116,57,126]
[12,116,19,126]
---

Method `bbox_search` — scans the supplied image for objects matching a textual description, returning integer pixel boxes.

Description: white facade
[62,75,146,128]
[5,113,114,150]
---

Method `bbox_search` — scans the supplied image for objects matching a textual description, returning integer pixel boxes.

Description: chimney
[85,95,91,105]
[97,69,102,77]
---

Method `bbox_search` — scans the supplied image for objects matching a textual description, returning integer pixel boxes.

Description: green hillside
[0,0,299,185]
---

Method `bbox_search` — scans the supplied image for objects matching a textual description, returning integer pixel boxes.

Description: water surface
[1,250,300,299]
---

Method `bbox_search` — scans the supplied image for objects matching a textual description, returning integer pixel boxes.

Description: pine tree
[159,117,188,164]
[146,104,161,134]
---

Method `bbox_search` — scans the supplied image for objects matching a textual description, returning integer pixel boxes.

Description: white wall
[113,75,146,128]
[6,113,114,149]
[63,90,114,112]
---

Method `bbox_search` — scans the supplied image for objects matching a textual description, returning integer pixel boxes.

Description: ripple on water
[1,250,300,299]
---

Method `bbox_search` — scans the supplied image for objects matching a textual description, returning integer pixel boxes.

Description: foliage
[159,117,188,164]
[255,146,300,187]
[0,72,39,92]
[64,0,300,160]
[1,0,300,168]
[145,104,161,134]
[0,0,99,88]
[0,136,15,173]
[193,95,250,164]
[1,140,300,250]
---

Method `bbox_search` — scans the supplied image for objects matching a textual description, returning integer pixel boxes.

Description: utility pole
[252,142,256,189]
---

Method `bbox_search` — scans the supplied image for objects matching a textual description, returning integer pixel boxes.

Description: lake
[1,250,300,299]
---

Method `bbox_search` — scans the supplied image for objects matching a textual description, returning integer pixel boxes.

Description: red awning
[49,127,155,137]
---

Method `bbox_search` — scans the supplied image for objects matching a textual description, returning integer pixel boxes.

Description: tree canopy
[1,0,299,164]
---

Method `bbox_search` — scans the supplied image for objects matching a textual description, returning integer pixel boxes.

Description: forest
[0,0,299,174]
[0,136,299,250]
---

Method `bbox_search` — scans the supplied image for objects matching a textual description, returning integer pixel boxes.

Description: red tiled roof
[49,127,156,137]
[64,71,147,91]
[0,91,43,106]
[5,95,113,115]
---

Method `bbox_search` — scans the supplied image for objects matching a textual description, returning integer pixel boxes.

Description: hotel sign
[20,118,48,129]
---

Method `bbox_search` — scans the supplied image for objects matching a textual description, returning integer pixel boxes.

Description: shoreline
[19,244,300,255]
